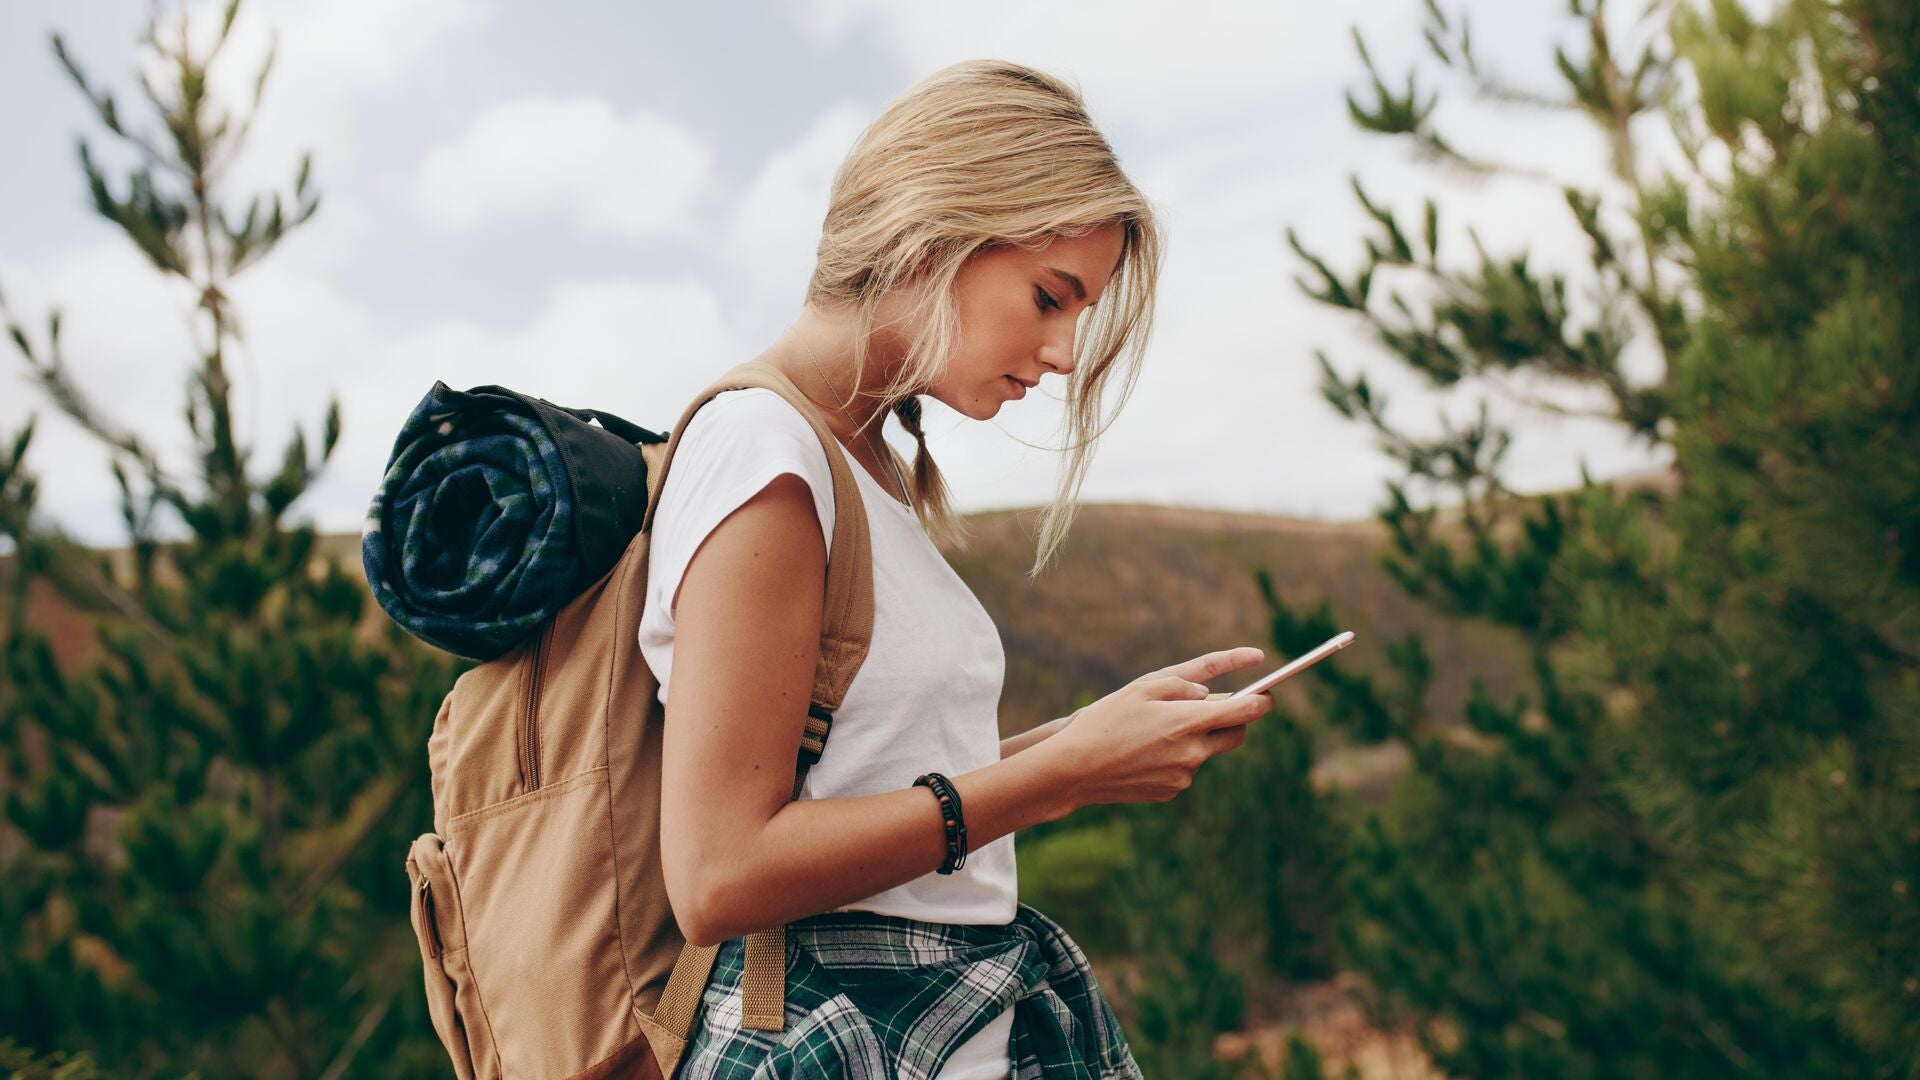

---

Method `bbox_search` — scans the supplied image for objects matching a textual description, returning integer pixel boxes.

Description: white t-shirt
[637,387,1017,1077]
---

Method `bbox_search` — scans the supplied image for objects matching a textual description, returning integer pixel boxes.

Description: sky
[0,0,1677,548]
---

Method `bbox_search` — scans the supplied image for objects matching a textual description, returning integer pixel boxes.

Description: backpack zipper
[522,623,551,790]
[418,876,443,958]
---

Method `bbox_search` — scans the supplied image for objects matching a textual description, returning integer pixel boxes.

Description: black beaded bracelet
[913,772,970,875]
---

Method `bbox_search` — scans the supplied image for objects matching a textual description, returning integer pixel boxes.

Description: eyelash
[1035,287,1061,313]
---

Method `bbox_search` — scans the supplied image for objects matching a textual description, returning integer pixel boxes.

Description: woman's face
[923,222,1126,421]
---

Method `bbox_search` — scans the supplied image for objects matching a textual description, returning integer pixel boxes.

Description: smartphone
[1226,631,1356,699]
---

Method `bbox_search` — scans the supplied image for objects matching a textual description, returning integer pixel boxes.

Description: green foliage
[1015,819,1136,957]
[1189,714,1348,982]
[1280,1033,1326,1080]
[0,3,460,1075]
[1119,842,1251,1079]
[1282,0,1918,1074]
[0,1039,105,1080]
[1017,696,1349,1076]
[1090,707,1348,1077]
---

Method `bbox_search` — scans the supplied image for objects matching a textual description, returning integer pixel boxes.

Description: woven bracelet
[913,773,965,874]
[913,772,970,874]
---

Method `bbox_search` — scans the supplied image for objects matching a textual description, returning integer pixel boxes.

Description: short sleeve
[642,388,836,629]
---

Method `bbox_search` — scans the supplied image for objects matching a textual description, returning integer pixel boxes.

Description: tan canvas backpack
[402,360,889,1078]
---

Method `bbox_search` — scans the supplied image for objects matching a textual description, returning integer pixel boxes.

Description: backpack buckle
[797,703,833,769]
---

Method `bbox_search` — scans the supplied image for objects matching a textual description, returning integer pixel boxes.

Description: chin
[934,392,998,421]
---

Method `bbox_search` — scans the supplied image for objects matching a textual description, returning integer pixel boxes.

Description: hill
[9,498,1554,801]
[945,502,1529,741]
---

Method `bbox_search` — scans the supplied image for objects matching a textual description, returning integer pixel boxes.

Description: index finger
[1151,647,1265,686]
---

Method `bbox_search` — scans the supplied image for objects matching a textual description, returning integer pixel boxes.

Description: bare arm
[1001,714,1072,760]
[659,474,1081,948]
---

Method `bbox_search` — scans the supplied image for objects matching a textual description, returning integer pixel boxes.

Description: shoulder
[650,387,837,614]
[653,385,838,541]
[684,386,814,440]
[668,386,831,477]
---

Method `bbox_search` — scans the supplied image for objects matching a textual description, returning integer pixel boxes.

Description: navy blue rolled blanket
[361,382,667,660]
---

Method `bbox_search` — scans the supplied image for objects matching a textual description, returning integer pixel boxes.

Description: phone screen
[1226,631,1356,699]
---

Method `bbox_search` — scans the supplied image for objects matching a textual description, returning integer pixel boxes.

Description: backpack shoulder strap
[641,359,875,716]
[642,360,878,1040]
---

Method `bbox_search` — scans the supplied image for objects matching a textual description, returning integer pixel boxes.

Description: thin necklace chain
[798,339,912,505]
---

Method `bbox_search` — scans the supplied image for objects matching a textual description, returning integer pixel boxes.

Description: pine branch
[286,774,405,916]
[317,989,395,1080]
[48,32,183,179]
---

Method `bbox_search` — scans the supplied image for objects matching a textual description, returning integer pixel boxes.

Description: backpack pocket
[406,831,498,1079]
[443,765,642,1077]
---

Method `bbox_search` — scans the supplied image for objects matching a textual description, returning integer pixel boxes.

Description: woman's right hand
[1042,646,1275,809]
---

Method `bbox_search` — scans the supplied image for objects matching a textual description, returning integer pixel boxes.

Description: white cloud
[0,242,215,539]
[723,103,875,311]
[154,0,493,196]
[237,270,747,540]
[409,96,717,240]
[4,0,1684,548]
[1,232,744,543]
[792,0,1410,135]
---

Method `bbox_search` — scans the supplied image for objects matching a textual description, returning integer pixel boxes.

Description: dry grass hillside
[8,498,1550,803]
[942,502,1532,746]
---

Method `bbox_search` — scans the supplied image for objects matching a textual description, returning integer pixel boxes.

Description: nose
[1038,320,1078,379]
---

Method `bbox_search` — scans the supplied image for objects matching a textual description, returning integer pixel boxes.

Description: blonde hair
[806,59,1164,579]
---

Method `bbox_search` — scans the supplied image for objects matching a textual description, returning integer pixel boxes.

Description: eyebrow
[1043,266,1088,304]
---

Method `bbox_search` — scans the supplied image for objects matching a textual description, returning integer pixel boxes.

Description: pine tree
[1017,680,1348,1076]
[1277,0,1916,1074]
[0,3,460,1075]
[1115,708,1345,1079]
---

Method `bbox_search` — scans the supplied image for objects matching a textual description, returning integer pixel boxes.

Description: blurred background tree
[1277,0,1916,1074]
[0,2,460,1075]
[1117,705,1349,1079]
[1017,679,1351,1077]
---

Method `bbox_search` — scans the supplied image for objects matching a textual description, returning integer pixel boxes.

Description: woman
[638,59,1275,1079]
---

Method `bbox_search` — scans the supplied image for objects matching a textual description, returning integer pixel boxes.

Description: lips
[1004,376,1029,399]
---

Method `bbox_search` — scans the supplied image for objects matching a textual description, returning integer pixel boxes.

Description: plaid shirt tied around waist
[677,902,1143,1079]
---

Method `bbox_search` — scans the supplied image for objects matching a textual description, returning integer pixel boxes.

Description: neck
[757,305,904,444]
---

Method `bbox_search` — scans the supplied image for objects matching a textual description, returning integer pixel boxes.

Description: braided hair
[890,395,932,500]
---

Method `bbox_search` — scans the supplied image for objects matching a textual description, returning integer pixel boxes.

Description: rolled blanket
[361,381,667,660]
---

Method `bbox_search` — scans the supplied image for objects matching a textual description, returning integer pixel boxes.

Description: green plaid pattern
[677,902,1142,1079]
